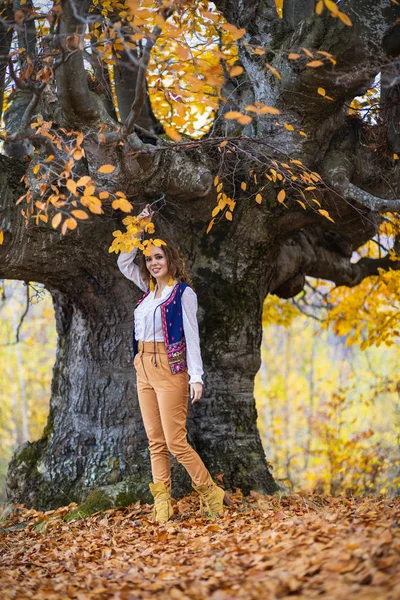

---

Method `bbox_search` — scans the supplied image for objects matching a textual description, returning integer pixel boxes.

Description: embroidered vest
[133,283,189,375]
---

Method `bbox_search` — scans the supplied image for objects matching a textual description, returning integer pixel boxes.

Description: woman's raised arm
[117,247,148,292]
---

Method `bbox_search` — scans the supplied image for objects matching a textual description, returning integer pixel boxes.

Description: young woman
[117,205,228,522]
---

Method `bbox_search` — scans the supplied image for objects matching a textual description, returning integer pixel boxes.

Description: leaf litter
[1,491,400,599]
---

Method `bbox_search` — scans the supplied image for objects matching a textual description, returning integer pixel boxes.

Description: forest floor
[0,491,399,600]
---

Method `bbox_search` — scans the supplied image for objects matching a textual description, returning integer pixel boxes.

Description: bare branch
[340,182,400,213]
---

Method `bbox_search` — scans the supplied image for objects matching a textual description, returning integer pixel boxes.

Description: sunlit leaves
[98,164,116,174]
[316,0,353,26]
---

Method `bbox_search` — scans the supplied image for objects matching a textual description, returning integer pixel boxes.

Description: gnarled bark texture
[1,0,400,508]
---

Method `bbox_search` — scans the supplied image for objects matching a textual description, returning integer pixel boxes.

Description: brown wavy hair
[138,237,193,287]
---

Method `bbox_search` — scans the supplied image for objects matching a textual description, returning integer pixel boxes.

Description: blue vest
[133,283,189,375]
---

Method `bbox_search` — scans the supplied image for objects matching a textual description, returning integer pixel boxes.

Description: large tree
[1,0,399,509]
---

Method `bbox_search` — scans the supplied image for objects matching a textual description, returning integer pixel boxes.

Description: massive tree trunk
[2,0,400,508]
[2,154,276,508]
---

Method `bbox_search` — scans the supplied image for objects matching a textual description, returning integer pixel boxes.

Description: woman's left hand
[190,382,203,404]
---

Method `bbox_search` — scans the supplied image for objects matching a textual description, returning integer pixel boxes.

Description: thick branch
[271,229,400,298]
[123,11,171,136]
[55,0,110,125]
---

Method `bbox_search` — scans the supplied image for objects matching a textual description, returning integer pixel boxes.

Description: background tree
[0,0,399,509]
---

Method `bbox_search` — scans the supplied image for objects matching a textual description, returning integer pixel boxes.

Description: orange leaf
[230,66,244,77]
[65,217,77,230]
[206,219,215,234]
[256,193,262,204]
[241,182,247,191]
[318,209,335,222]
[307,60,324,67]
[277,189,286,204]
[224,111,243,120]
[225,211,233,221]
[266,63,281,80]
[71,210,89,220]
[66,179,77,194]
[98,164,116,174]
[51,213,62,229]
[288,53,300,60]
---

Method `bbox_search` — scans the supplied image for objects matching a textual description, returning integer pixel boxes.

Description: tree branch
[271,228,400,298]
[55,0,112,126]
[123,9,172,136]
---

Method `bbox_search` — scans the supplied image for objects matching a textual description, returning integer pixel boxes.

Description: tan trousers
[134,341,210,487]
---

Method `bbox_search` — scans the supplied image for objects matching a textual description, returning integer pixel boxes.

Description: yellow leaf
[225,211,232,221]
[307,60,324,68]
[318,87,326,96]
[288,53,300,60]
[315,0,324,14]
[256,193,262,204]
[318,209,335,222]
[66,179,77,194]
[219,141,228,148]
[112,198,133,213]
[266,63,281,80]
[393,154,399,160]
[206,219,215,234]
[212,206,221,217]
[77,176,91,186]
[237,115,252,125]
[99,191,110,199]
[33,164,40,174]
[296,200,306,209]
[259,106,280,115]
[51,213,62,229]
[153,239,166,247]
[284,123,294,131]
[338,12,353,27]
[241,182,247,191]
[65,217,77,230]
[277,189,286,203]
[98,164,116,173]
[71,210,89,220]
[302,47,314,58]
[230,66,244,77]
[325,0,339,15]
[299,131,307,136]
[45,155,55,162]
[214,176,219,186]
[164,126,181,142]
[0,231,4,245]
[224,111,243,120]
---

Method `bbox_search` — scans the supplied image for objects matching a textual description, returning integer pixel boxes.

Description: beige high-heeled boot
[193,478,231,517]
[149,481,174,523]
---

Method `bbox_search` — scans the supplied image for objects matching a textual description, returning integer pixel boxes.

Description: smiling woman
[117,205,232,522]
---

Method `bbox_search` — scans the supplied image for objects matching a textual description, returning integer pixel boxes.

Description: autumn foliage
[1,492,400,599]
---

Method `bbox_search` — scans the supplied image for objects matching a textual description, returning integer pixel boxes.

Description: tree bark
[3,168,276,507]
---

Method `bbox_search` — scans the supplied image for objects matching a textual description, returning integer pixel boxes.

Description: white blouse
[117,248,204,384]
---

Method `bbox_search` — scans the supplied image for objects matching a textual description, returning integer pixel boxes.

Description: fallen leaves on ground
[1,492,400,599]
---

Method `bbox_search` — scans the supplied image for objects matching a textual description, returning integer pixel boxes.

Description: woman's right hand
[137,204,154,220]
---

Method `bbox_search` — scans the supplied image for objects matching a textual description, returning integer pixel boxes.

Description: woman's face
[145,246,169,280]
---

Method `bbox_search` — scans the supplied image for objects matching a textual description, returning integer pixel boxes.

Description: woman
[117,205,228,523]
